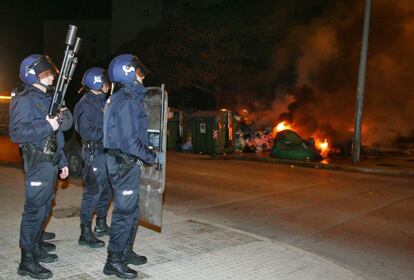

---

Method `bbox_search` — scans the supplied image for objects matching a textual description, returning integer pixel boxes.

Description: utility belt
[106,149,143,177]
[21,143,61,168]
[82,139,104,154]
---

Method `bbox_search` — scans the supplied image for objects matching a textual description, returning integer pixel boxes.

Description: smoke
[249,94,296,127]
[253,0,414,149]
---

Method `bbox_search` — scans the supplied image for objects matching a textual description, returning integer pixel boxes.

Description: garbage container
[271,129,322,161]
[191,109,233,154]
[167,109,190,150]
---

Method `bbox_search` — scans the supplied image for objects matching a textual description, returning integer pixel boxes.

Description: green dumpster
[191,110,234,154]
[167,117,179,149]
[271,129,322,161]
[167,109,190,150]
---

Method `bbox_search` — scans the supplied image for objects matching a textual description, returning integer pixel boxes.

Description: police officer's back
[73,67,112,248]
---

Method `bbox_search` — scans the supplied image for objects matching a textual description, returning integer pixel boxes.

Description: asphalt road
[164,152,414,280]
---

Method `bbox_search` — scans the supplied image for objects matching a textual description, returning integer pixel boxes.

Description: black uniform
[103,82,156,253]
[74,91,112,225]
[8,85,66,251]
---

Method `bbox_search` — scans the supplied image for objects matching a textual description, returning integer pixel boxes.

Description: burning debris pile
[234,114,328,161]
[240,128,273,153]
[272,121,329,158]
[271,129,323,161]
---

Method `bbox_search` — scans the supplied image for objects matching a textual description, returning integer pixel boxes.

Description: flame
[271,120,331,158]
[272,121,292,137]
[276,121,291,132]
[316,138,329,157]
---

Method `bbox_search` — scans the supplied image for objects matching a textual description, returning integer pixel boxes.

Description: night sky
[0,0,112,92]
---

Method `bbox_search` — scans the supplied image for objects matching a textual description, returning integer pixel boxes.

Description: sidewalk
[0,166,368,280]
[214,153,414,177]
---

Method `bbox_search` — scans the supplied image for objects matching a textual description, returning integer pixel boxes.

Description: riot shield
[139,85,168,230]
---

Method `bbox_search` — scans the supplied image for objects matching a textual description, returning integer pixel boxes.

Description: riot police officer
[74,67,113,248]
[9,54,69,279]
[103,54,163,279]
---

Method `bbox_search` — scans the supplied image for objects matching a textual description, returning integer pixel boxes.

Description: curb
[213,154,414,178]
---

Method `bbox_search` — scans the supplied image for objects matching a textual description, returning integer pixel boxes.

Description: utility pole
[352,0,372,164]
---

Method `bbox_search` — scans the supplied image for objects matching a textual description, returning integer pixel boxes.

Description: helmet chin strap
[40,81,53,90]
[91,89,104,95]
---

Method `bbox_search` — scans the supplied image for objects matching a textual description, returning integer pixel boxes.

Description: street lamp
[352,0,372,164]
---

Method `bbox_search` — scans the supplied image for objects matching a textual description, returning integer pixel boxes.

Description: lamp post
[352,0,372,164]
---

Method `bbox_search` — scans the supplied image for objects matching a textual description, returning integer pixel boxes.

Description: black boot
[40,241,56,252]
[18,249,53,279]
[79,222,105,248]
[41,231,56,241]
[103,251,138,279]
[34,243,58,263]
[94,216,111,237]
[122,245,147,266]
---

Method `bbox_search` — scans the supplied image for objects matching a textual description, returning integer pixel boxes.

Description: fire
[276,121,291,132]
[316,139,329,157]
[272,121,292,137]
[272,120,331,158]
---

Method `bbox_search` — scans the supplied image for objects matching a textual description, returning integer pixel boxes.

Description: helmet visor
[31,56,58,77]
[131,56,150,76]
